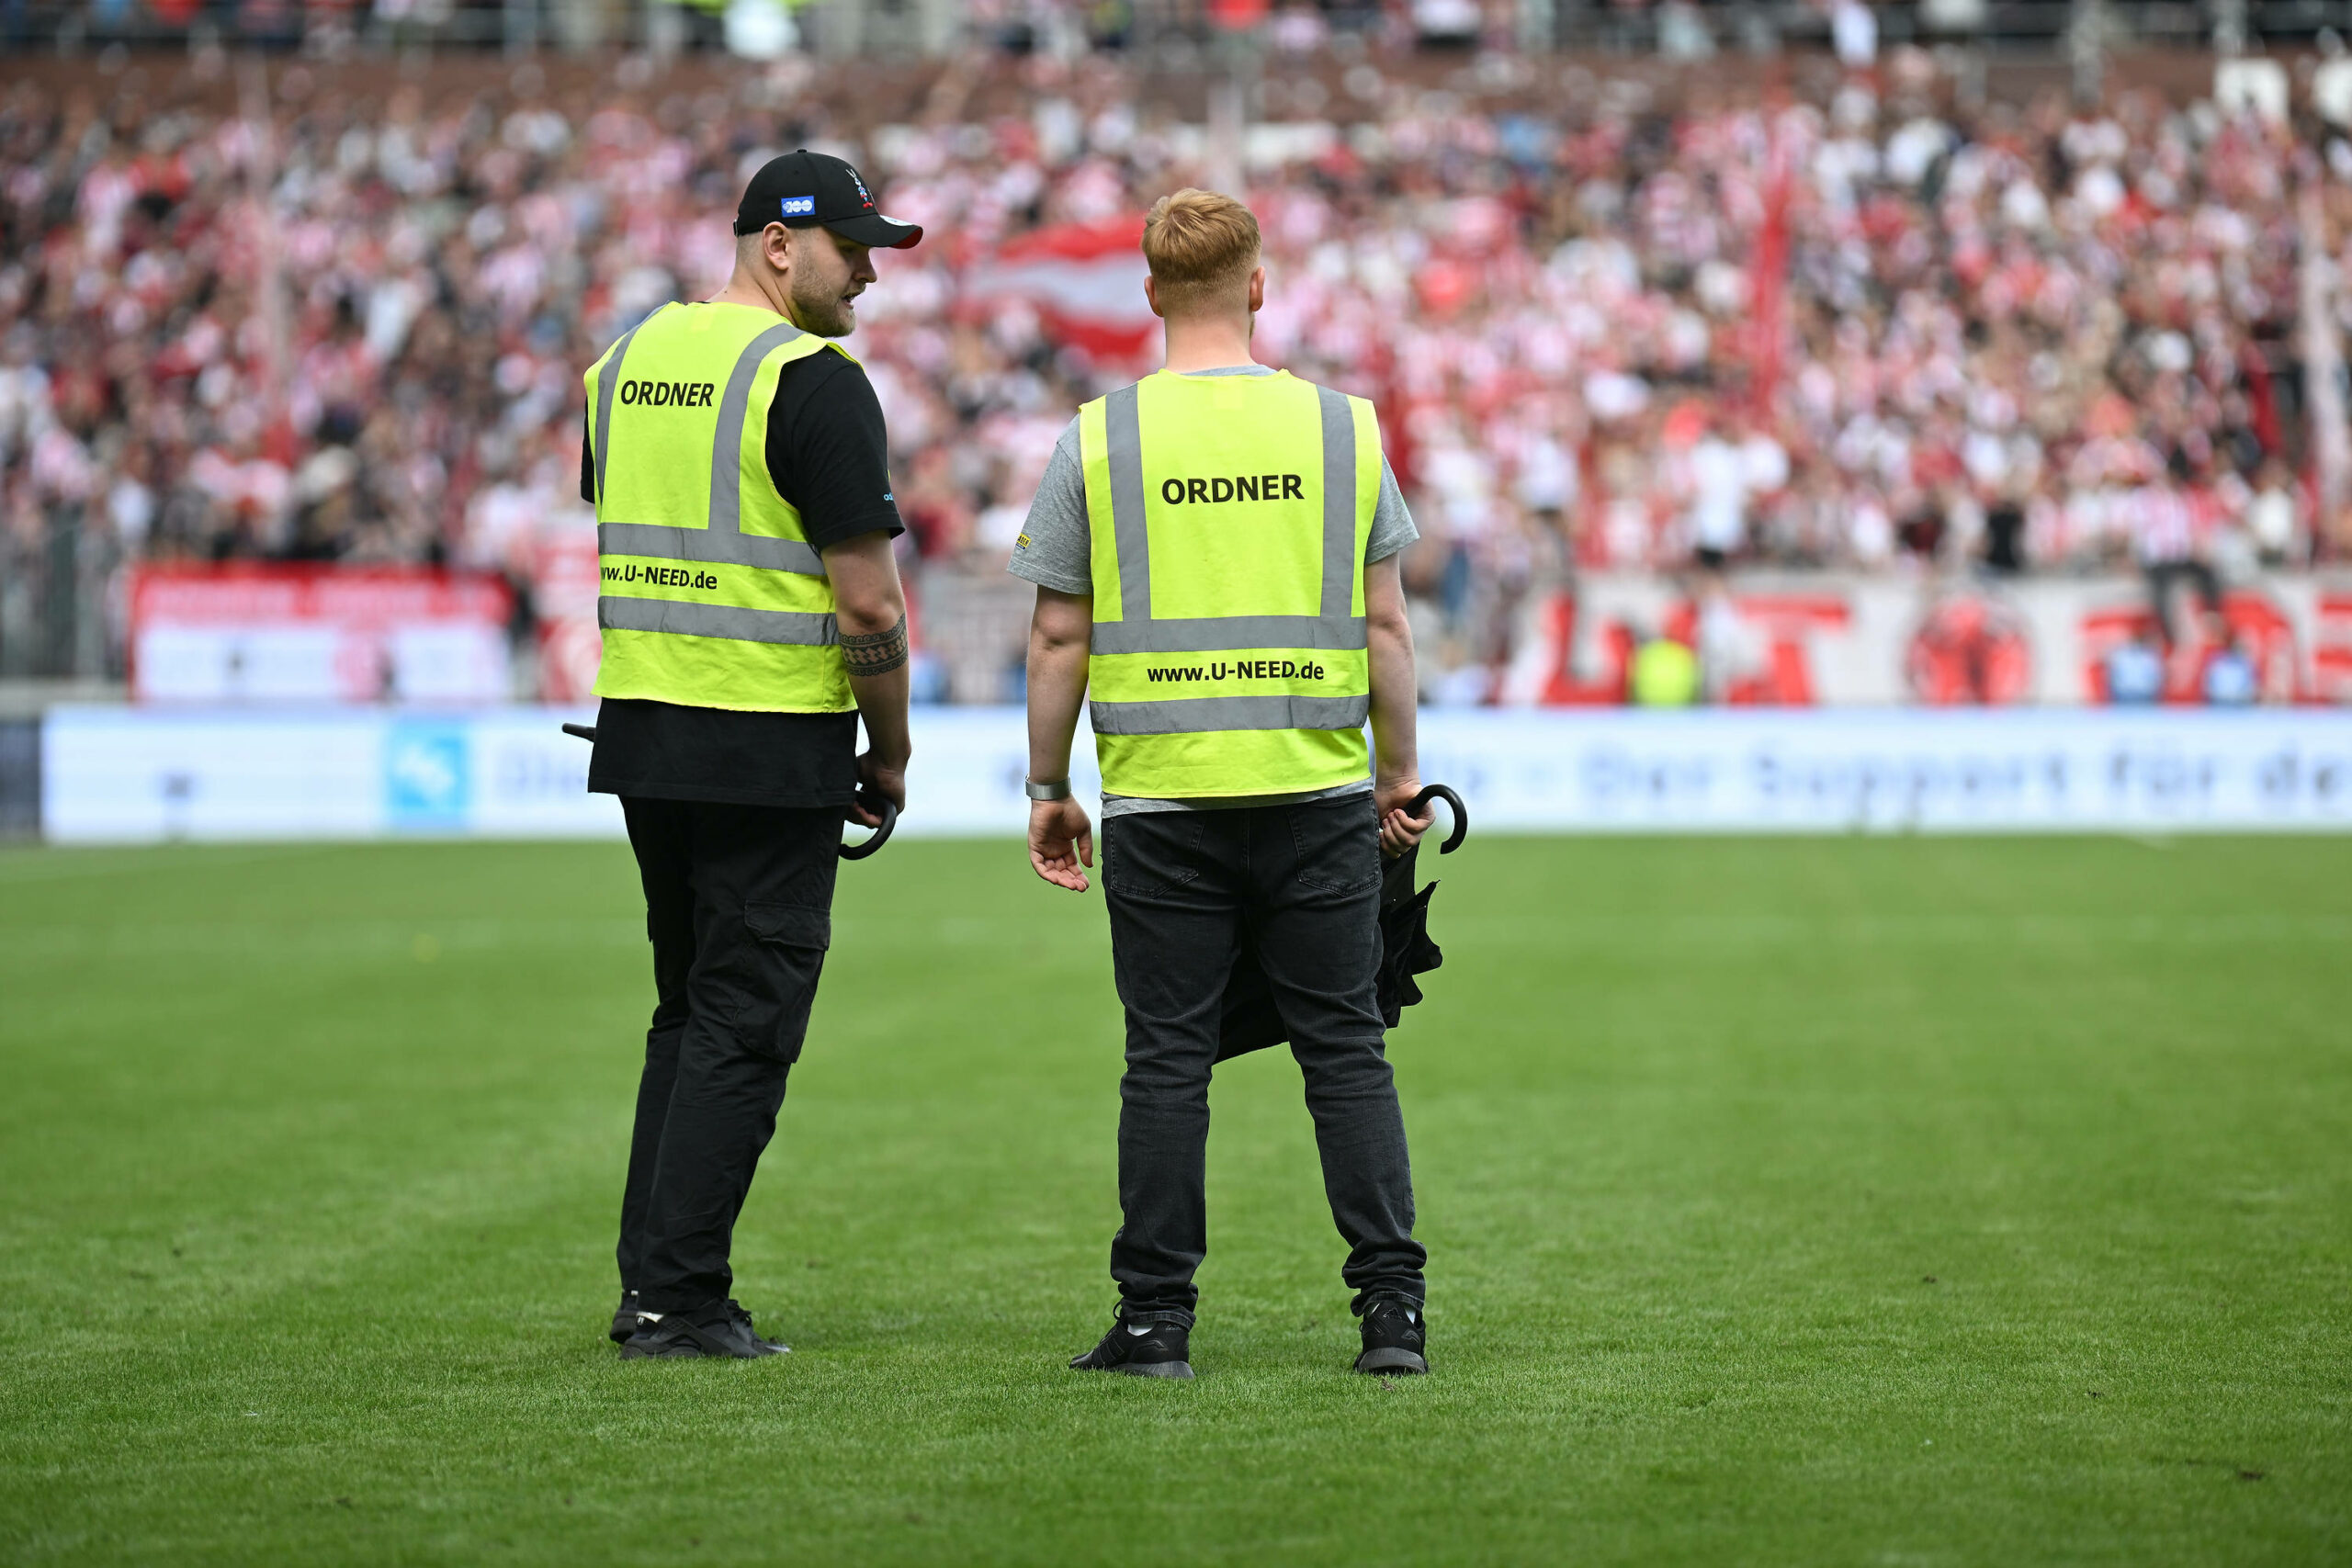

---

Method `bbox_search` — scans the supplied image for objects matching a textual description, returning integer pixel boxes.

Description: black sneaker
[618,1299,787,1359]
[1069,1312,1193,1379]
[609,1290,649,1345]
[1353,1298,1428,1374]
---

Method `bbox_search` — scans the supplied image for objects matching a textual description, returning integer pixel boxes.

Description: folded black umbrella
[1216,784,1467,1062]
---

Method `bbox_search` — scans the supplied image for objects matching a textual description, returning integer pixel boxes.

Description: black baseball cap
[734,150,922,251]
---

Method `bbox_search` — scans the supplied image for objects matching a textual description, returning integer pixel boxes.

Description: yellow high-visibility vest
[1078,368,1380,796]
[1630,637,1699,706]
[583,301,852,713]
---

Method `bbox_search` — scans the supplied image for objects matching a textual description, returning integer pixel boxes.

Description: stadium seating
[0,46,2331,700]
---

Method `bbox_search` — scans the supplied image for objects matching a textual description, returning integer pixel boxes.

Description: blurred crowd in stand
[0,43,2344,697]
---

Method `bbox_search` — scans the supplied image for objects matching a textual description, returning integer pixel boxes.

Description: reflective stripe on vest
[1079,370,1379,795]
[589,317,642,508]
[1090,693,1370,736]
[597,598,839,646]
[587,304,852,712]
[1086,379,1366,664]
[594,523,824,576]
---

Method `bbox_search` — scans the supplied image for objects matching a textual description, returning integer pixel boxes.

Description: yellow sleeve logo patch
[1016,533,1033,549]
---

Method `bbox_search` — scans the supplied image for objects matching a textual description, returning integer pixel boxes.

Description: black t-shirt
[582,335,901,808]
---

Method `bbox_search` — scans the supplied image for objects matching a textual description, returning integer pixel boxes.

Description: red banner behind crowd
[962,217,1156,362]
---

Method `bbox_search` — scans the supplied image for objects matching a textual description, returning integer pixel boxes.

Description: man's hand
[853,749,907,828]
[1028,797,1094,891]
[1375,775,1434,859]
[1364,556,1427,860]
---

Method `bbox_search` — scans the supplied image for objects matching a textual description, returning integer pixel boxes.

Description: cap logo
[781,195,816,218]
[848,169,874,210]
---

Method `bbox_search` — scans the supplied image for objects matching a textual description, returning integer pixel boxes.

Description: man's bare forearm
[1363,555,1419,788]
[1027,636,1087,780]
[1025,588,1093,780]
[1368,616,1418,786]
[823,533,912,769]
[842,614,912,765]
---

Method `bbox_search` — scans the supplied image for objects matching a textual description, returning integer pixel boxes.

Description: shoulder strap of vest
[585,304,673,507]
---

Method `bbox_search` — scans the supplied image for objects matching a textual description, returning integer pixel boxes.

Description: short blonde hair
[1142,188,1261,316]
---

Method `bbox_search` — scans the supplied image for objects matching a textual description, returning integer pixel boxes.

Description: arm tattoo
[841,613,910,676]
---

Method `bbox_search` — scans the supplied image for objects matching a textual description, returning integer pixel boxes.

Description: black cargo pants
[1101,794,1427,1321]
[616,796,838,1314]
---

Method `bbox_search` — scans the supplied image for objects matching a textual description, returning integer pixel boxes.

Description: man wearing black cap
[578,151,923,1359]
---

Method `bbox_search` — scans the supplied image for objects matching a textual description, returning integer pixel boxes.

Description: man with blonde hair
[1010,188,1436,1379]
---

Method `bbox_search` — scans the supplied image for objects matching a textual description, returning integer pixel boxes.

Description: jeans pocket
[733,902,831,1063]
[1104,813,1208,897]
[1292,799,1381,894]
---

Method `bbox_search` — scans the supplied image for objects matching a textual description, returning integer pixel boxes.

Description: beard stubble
[789,267,854,338]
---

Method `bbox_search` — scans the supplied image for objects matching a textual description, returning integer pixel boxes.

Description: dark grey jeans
[1101,794,1427,1320]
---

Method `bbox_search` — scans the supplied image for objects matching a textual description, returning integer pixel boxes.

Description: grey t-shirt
[1007,365,1419,817]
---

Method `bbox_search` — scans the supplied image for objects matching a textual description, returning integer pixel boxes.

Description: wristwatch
[1023,777,1073,801]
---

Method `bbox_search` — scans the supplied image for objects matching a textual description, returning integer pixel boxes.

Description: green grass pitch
[2,833,2347,1565]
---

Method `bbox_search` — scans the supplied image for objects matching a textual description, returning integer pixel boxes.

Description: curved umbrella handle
[566,721,894,859]
[840,797,898,861]
[1410,784,1468,855]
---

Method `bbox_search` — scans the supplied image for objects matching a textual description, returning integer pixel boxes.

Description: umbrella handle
[841,797,898,861]
[1411,784,1468,854]
[565,720,894,860]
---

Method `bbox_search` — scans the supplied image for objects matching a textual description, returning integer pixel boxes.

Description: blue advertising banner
[37,705,2352,842]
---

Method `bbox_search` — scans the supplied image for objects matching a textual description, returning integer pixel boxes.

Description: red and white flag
[964,217,1155,362]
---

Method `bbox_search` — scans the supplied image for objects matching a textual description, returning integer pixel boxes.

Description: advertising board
[42,707,618,842]
[1515,572,2352,707]
[40,705,2352,842]
[129,566,514,705]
